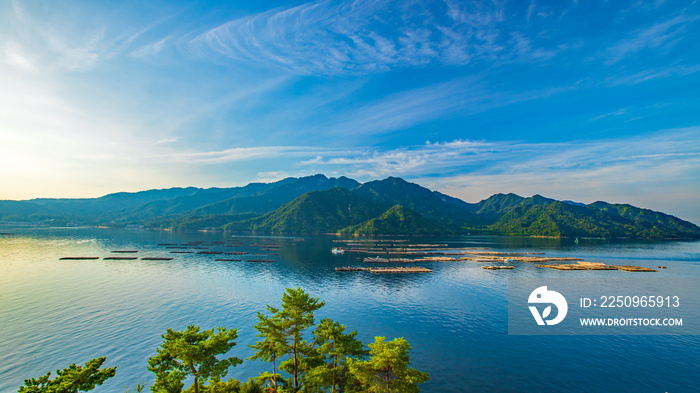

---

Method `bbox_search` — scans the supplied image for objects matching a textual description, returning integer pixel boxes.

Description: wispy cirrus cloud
[188,0,559,75]
[605,64,700,86]
[158,127,700,192]
[321,76,572,138]
[603,14,699,65]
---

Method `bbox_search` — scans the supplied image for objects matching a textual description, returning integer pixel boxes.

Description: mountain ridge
[1,174,698,239]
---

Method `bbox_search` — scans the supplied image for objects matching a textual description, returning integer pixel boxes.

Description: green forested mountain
[0,175,359,225]
[244,187,385,233]
[473,198,700,239]
[340,205,449,235]
[108,175,360,222]
[0,187,204,223]
[191,175,360,216]
[352,177,483,227]
[2,174,699,239]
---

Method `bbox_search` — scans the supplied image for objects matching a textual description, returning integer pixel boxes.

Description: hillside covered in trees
[2,174,699,239]
[18,288,429,393]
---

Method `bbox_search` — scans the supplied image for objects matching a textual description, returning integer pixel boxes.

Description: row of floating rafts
[248,243,282,247]
[61,256,173,261]
[364,257,389,263]
[62,239,285,262]
[335,266,432,273]
[536,261,659,272]
[362,257,417,263]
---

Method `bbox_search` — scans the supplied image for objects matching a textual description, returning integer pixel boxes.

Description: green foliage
[248,188,385,234]
[181,377,265,393]
[250,287,325,392]
[339,205,449,235]
[351,177,481,226]
[477,198,700,239]
[149,370,185,393]
[18,357,116,393]
[306,318,368,393]
[4,174,698,238]
[469,193,527,216]
[146,214,260,231]
[347,337,429,393]
[249,311,287,392]
[148,325,243,393]
[21,288,431,393]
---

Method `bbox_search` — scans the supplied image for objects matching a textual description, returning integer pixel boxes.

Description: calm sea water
[1,227,699,392]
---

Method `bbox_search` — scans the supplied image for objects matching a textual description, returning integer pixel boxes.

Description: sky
[1,0,699,224]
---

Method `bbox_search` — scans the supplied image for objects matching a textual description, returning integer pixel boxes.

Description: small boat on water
[331,247,345,255]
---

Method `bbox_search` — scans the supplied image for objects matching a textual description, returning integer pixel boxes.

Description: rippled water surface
[1,228,699,392]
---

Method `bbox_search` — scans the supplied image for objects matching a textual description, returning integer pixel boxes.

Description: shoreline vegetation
[18,288,429,393]
[1,174,699,240]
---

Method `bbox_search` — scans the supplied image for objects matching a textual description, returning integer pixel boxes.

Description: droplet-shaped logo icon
[528,286,568,326]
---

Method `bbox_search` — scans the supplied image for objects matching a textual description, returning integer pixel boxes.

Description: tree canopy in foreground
[18,288,429,393]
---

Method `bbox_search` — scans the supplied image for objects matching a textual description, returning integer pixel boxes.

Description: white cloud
[603,14,699,65]
[605,64,700,86]
[322,76,571,137]
[188,0,553,75]
[4,41,35,70]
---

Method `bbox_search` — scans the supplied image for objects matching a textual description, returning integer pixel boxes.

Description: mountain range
[1,174,699,239]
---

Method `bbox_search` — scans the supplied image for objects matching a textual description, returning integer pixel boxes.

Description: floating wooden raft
[248,259,274,263]
[615,265,657,272]
[418,256,462,262]
[111,250,138,253]
[468,256,583,263]
[481,265,514,270]
[463,251,545,256]
[104,257,138,260]
[369,267,432,274]
[335,267,369,272]
[141,257,173,261]
[225,251,248,255]
[60,257,99,260]
[536,263,615,270]
[197,251,222,254]
[364,257,389,263]
[170,251,194,254]
[215,258,243,262]
[536,262,655,272]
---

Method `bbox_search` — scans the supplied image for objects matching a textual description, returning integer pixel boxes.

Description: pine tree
[306,318,368,393]
[18,357,116,393]
[250,287,324,392]
[347,337,429,393]
[148,325,243,393]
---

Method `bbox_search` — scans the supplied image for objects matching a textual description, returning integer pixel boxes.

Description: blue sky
[1,0,699,223]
